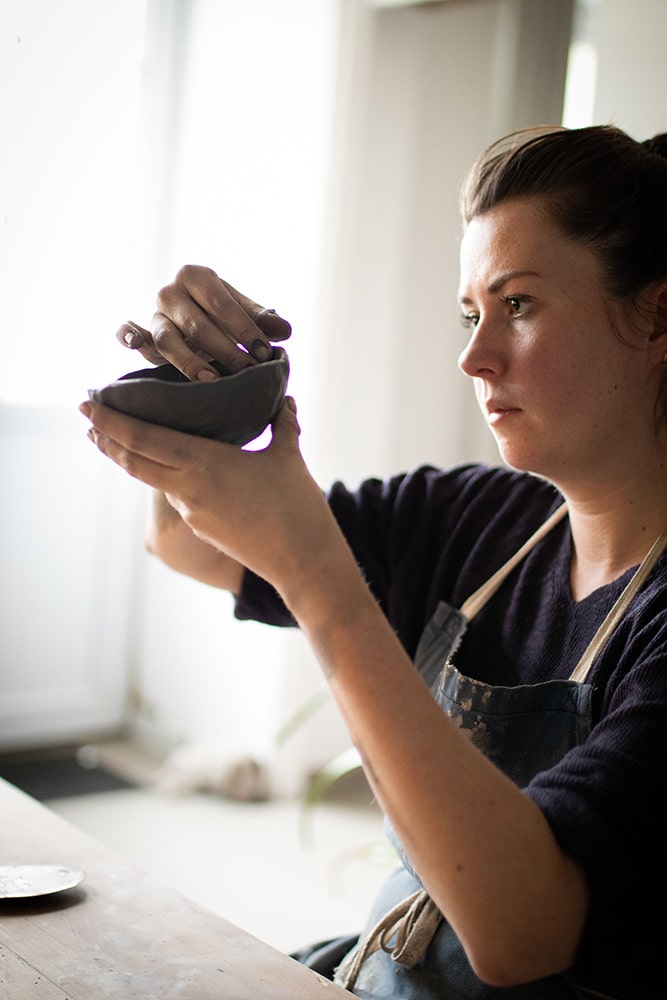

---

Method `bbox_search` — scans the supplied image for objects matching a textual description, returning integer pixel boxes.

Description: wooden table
[0,778,350,998]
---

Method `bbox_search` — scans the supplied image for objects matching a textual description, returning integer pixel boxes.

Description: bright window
[0,0,148,406]
[562,0,599,128]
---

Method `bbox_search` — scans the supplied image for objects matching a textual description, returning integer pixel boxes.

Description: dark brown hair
[461,125,667,425]
[460,124,667,304]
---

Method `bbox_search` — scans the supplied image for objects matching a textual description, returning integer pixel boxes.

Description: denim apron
[328,506,667,999]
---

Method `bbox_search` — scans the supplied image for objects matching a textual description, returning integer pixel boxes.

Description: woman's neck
[564,479,667,601]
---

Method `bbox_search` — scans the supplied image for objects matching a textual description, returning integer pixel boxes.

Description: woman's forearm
[146,490,244,594]
[281,534,589,986]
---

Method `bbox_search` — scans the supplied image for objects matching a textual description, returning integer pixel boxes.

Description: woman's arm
[290,555,589,986]
[146,491,243,593]
[79,396,589,988]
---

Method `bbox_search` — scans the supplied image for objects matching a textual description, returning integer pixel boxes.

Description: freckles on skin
[458,200,656,481]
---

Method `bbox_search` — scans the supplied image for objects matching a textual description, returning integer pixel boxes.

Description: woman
[80,125,667,998]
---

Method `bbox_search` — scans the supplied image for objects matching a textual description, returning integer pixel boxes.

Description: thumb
[270,396,301,446]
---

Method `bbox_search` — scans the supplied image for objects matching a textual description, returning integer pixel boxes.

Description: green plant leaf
[299,746,364,844]
[274,687,331,748]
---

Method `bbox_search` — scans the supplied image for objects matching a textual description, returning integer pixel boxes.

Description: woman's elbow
[464,902,586,988]
[467,937,576,990]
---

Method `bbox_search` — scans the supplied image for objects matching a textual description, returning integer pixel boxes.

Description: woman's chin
[494,439,549,476]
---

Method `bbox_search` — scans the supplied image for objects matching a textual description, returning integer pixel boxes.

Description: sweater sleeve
[234,462,560,651]
[232,472,396,627]
[525,595,667,992]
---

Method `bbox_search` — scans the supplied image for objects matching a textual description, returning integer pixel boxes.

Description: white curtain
[0,0,149,748]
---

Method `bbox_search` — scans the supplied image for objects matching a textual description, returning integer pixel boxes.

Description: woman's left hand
[78,397,335,592]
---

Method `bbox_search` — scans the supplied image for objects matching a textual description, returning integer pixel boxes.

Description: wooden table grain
[0,777,350,998]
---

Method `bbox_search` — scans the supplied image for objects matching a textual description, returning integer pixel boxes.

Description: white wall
[307,0,574,487]
[0,405,140,749]
[590,0,667,140]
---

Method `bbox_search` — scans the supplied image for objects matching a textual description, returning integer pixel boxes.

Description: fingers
[85,425,178,495]
[270,396,301,448]
[169,265,292,362]
[254,307,292,343]
[118,321,149,350]
[150,308,240,381]
[79,395,302,502]
[79,400,209,495]
[115,317,224,381]
[155,274,257,376]
[156,265,291,376]
[115,265,292,380]
[115,321,168,368]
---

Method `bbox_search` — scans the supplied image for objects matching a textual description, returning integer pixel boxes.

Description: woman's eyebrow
[488,269,541,293]
[458,269,542,305]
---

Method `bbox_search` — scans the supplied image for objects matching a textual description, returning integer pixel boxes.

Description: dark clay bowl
[89,347,289,446]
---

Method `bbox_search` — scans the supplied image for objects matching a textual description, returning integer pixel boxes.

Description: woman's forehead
[460,200,590,282]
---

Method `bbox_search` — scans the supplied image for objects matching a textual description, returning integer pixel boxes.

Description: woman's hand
[116,265,292,382]
[78,397,338,599]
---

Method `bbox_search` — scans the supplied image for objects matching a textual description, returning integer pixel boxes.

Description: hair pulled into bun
[642,134,667,158]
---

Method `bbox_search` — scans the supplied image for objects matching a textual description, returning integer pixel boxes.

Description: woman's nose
[457,320,502,378]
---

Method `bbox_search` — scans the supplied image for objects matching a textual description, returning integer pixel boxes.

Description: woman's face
[457,197,659,492]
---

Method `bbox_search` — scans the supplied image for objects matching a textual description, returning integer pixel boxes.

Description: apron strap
[340,513,667,989]
[333,888,442,989]
[569,523,667,682]
[460,503,568,620]
[459,500,667,683]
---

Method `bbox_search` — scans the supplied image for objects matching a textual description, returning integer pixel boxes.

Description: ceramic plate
[0,864,85,898]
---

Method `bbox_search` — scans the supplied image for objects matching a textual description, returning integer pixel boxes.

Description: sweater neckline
[552,521,637,611]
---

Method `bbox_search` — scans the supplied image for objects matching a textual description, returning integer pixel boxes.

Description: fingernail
[251,339,272,361]
[255,309,292,339]
[124,328,144,348]
[197,369,219,382]
[79,402,91,418]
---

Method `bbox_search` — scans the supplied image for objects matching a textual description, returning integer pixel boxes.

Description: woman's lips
[486,402,521,425]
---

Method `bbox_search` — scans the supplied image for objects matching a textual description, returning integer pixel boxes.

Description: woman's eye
[460,312,479,329]
[504,295,530,316]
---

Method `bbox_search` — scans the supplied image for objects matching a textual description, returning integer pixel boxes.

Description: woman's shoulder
[352,461,562,519]
[388,463,564,541]
[326,464,565,571]
[600,551,667,689]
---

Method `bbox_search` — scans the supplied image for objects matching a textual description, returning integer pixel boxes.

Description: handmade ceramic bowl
[89,347,289,446]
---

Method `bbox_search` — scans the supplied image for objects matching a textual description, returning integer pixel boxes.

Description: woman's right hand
[80,394,337,601]
[116,265,292,382]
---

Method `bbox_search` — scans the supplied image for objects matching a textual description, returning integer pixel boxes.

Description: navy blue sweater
[236,464,667,997]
